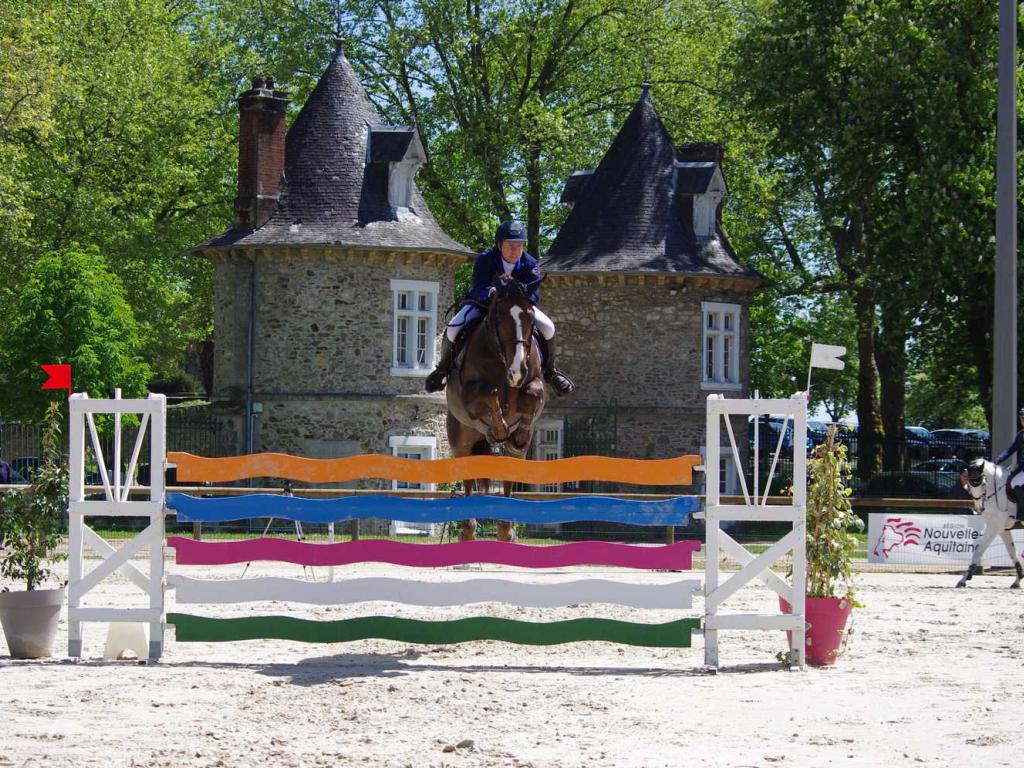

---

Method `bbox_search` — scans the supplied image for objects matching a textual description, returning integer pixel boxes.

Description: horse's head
[964,458,986,488]
[961,458,992,511]
[488,275,536,388]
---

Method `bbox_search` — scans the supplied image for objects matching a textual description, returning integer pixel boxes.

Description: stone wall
[540,273,756,462]
[207,246,463,462]
[541,274,755,411]
[210,247,463,403]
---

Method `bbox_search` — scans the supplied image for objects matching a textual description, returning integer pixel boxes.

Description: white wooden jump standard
[699,393,807,670]
[68,391,167,660]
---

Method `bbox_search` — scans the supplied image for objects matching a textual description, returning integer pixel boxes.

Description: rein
[970,468,1008,512]
[483,299,531,376]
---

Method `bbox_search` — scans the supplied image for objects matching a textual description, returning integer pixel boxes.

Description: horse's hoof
[955,581,967,588]
[1010,583,1021,589]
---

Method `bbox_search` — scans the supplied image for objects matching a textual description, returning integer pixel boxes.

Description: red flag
[40,364,72,391]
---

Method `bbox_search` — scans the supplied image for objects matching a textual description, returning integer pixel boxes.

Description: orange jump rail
[167,452,701,486]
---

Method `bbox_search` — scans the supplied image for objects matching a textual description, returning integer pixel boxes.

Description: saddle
[452,316,483,370]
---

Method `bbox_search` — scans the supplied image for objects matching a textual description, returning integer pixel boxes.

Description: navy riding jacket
[467,247,543,305]
[995,429,1024,471]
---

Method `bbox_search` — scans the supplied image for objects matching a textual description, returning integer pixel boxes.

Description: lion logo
[872,517,923,559]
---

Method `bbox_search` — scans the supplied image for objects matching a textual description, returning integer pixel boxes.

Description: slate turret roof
[543,91,763,282]
[196,45,472,257]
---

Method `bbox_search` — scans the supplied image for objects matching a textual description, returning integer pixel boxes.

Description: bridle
[484,293,533,378]
[965,461,1006,512]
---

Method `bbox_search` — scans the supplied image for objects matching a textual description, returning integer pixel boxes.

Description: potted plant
[0,402,69,658]
[782,424,861,666]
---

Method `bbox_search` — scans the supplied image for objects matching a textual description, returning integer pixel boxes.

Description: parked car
[1,465,28,485]
[749,416,814,452]
[905,426,956,459]
[930,429,991,459]
[912,458,968,474]
[10,456,41,483]
[902,428,932,461]
[861,470,969,499]
[807,420,830,446]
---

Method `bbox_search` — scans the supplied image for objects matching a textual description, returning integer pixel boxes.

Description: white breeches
[446,305,555,342]
[1011,471,1024,490]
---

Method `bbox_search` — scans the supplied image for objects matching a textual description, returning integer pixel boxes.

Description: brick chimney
[234,76,290,230]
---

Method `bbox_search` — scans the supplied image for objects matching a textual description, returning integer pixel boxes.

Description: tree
[731,0,1013,476]
[0,246,151,422]
[1,0,245,385]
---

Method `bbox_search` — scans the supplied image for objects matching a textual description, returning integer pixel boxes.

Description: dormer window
[674,161,726,239]
[367,126,426,215]
[560,170,594,209]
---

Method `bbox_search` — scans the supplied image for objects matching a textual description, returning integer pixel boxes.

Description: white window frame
[701,301,742,391]
[390,279,438,377]
[532,418,564,493]
[388,435,437,491]
[700,445,740,496]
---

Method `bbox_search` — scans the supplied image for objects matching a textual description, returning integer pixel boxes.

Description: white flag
[810,343,846,370]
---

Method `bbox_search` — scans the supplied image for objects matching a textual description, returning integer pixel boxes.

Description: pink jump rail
[168,537,701,571]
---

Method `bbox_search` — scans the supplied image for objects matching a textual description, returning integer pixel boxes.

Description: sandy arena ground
[2,561,1023,768]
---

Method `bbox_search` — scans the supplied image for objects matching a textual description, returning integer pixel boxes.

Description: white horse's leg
[998,529,1024,588]
[957,508,1006,587]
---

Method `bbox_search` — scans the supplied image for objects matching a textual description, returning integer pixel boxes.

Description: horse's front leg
[459,478,477,541]
[955,562,981,588]
[957,509,1004,587]
[998,530,1023,588]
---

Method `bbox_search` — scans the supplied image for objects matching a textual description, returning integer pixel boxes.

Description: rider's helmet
[495,220,527,245]
[1018,407,1024,420]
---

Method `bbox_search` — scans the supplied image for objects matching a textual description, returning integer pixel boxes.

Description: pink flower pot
[780,595,853,667]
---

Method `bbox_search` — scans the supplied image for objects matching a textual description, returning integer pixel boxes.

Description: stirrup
[545,369,575,396]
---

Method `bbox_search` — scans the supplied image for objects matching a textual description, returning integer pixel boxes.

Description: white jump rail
[68,391,166,660]
[699,393,808,670]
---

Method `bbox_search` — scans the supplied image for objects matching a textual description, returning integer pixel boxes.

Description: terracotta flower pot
[0,587,66,659]
[780,595,853,667]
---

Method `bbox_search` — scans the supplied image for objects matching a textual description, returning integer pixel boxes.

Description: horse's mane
[493,277,530,301]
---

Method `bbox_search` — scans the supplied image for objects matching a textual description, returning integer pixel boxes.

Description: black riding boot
[536,335,575,396]
[425,335,456,393]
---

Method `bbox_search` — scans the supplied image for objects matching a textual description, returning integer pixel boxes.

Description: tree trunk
[966,299,993,430]
[525,146,541,255]
[876,302,907,471]
[854,287,883,481]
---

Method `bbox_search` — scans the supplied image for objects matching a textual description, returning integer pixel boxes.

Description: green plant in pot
[0,402,69,658]
[784,423,861,666]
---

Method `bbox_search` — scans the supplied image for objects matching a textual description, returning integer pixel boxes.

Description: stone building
[189,43,473,490]
[190,43,762,498]
[538,88,765,490]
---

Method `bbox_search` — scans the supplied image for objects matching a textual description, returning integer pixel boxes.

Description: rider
[424,220,575,396]
[994,408,1024,517]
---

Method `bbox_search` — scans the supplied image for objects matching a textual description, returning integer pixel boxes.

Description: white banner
[868,513,1024,566]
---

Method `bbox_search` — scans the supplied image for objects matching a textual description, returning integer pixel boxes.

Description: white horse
[956,459,1024,589]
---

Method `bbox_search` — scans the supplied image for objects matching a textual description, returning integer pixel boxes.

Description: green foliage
[0,0,234,383]
[806,426,859,600]
[0,246,150,421]
[0,402,68,590]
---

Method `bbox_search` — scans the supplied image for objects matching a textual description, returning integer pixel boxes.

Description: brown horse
[446,276,547,541]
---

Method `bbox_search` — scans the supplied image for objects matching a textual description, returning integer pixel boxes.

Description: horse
[445,275,547,542]
[956,458,1024,588]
